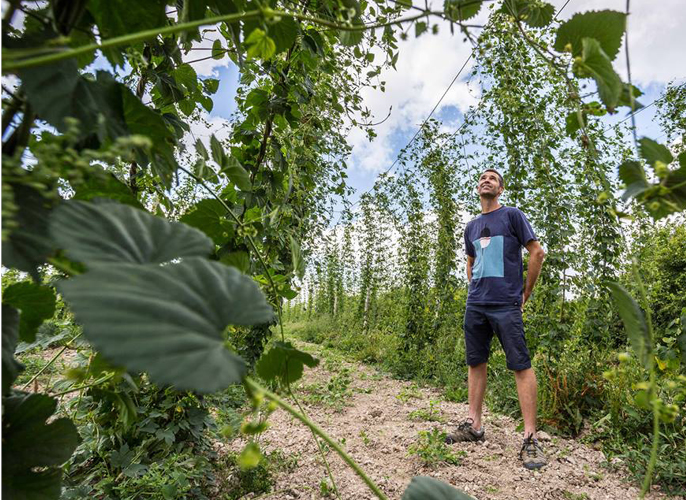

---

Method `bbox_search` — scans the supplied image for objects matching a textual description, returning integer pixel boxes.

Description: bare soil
[224,339,675,500]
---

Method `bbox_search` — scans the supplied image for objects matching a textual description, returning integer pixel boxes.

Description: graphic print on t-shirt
[472,226,504,279]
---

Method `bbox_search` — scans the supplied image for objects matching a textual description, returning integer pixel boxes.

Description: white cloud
[348,23,480,172]
[348,0,685,173]
[552,0,686,86]
[182,27,234,77]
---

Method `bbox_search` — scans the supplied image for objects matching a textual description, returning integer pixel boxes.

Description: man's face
[477,170,503,199]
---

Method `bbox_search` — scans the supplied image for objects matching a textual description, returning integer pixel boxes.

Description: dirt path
[226,339,670,500]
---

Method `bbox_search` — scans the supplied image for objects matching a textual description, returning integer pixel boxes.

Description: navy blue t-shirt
[464,206,537,306]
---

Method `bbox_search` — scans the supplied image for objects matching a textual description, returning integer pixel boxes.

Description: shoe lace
[458,418,476,432]
[520,434,540,459]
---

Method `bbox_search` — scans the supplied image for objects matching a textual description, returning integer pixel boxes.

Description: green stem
[21,332,83,390]
[53,372,115,397]
[177,166,286,341]
[641,369,659,498]
[286,381,342,500]
[245,377,388,500]
[633,260,658,497]
[3,9,442,71]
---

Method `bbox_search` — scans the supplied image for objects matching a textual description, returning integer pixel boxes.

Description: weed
[300,368,352,410]
[408,428,466,467]
[396,383,422,403]
[408,400,444,422]
[359,430,371,446]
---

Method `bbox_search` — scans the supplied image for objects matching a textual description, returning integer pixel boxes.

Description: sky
[3,1,685,208]
[183,0,686,214]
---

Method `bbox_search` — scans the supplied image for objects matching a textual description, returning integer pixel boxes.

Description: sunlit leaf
[245,28,276,60]
[238,442,262,470]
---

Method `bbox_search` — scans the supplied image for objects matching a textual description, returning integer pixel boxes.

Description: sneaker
[520,434,547,470]
[445,418,485,444]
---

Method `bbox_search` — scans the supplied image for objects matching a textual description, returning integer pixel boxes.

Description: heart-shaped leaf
[50,200,213,265]
[256,341,319,386]
[554,10,626,60]
[58,258,275,392]
[180,198,234,245]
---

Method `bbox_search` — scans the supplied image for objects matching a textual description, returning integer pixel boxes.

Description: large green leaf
[87,0,166,65]
[2,305,23,396]
[554,10,626,60]
[256,341,319,386]
[402,476,475,500]
[618,160,649,201]
[444,0,483,21]
[20,63,129,142]
[50,200,213,265]
[2,283,56,343]
[180,198,234,245]
[574,38,623,110]
[607,282,651,369]
[638,138,674,166]
[222,156,253,192]
[58,258,274,392]
[270,17,299,54]
[501,0,555,28]
[245,28,276,60]
[2,392,79,499]
[1,183,57,280]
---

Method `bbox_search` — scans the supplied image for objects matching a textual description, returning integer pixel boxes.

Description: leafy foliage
[2,392,79,500]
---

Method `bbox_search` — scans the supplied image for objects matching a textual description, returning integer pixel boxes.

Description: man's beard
[480,189,498,199]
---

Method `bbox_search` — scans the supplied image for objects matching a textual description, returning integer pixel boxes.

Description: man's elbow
[534,247,546,261]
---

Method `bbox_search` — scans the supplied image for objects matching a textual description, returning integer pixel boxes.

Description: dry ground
[224,339,675,500]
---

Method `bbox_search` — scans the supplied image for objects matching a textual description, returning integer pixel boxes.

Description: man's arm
[466,255,474,282]
[522,240,545,308]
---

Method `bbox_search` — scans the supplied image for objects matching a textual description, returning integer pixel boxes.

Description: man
[445,168,547,470]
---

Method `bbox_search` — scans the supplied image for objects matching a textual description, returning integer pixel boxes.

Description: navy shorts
[464,304,531,371]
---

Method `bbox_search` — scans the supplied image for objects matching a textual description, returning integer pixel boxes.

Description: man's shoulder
[502,206,528,218]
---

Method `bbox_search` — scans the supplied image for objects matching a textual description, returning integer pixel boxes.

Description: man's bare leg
[468,362,488,429]
[514,367,537,438]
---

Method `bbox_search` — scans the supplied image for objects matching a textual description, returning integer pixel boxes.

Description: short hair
[481,168,504,188]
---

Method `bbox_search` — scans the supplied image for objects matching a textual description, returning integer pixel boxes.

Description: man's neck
[480,197,502,214]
